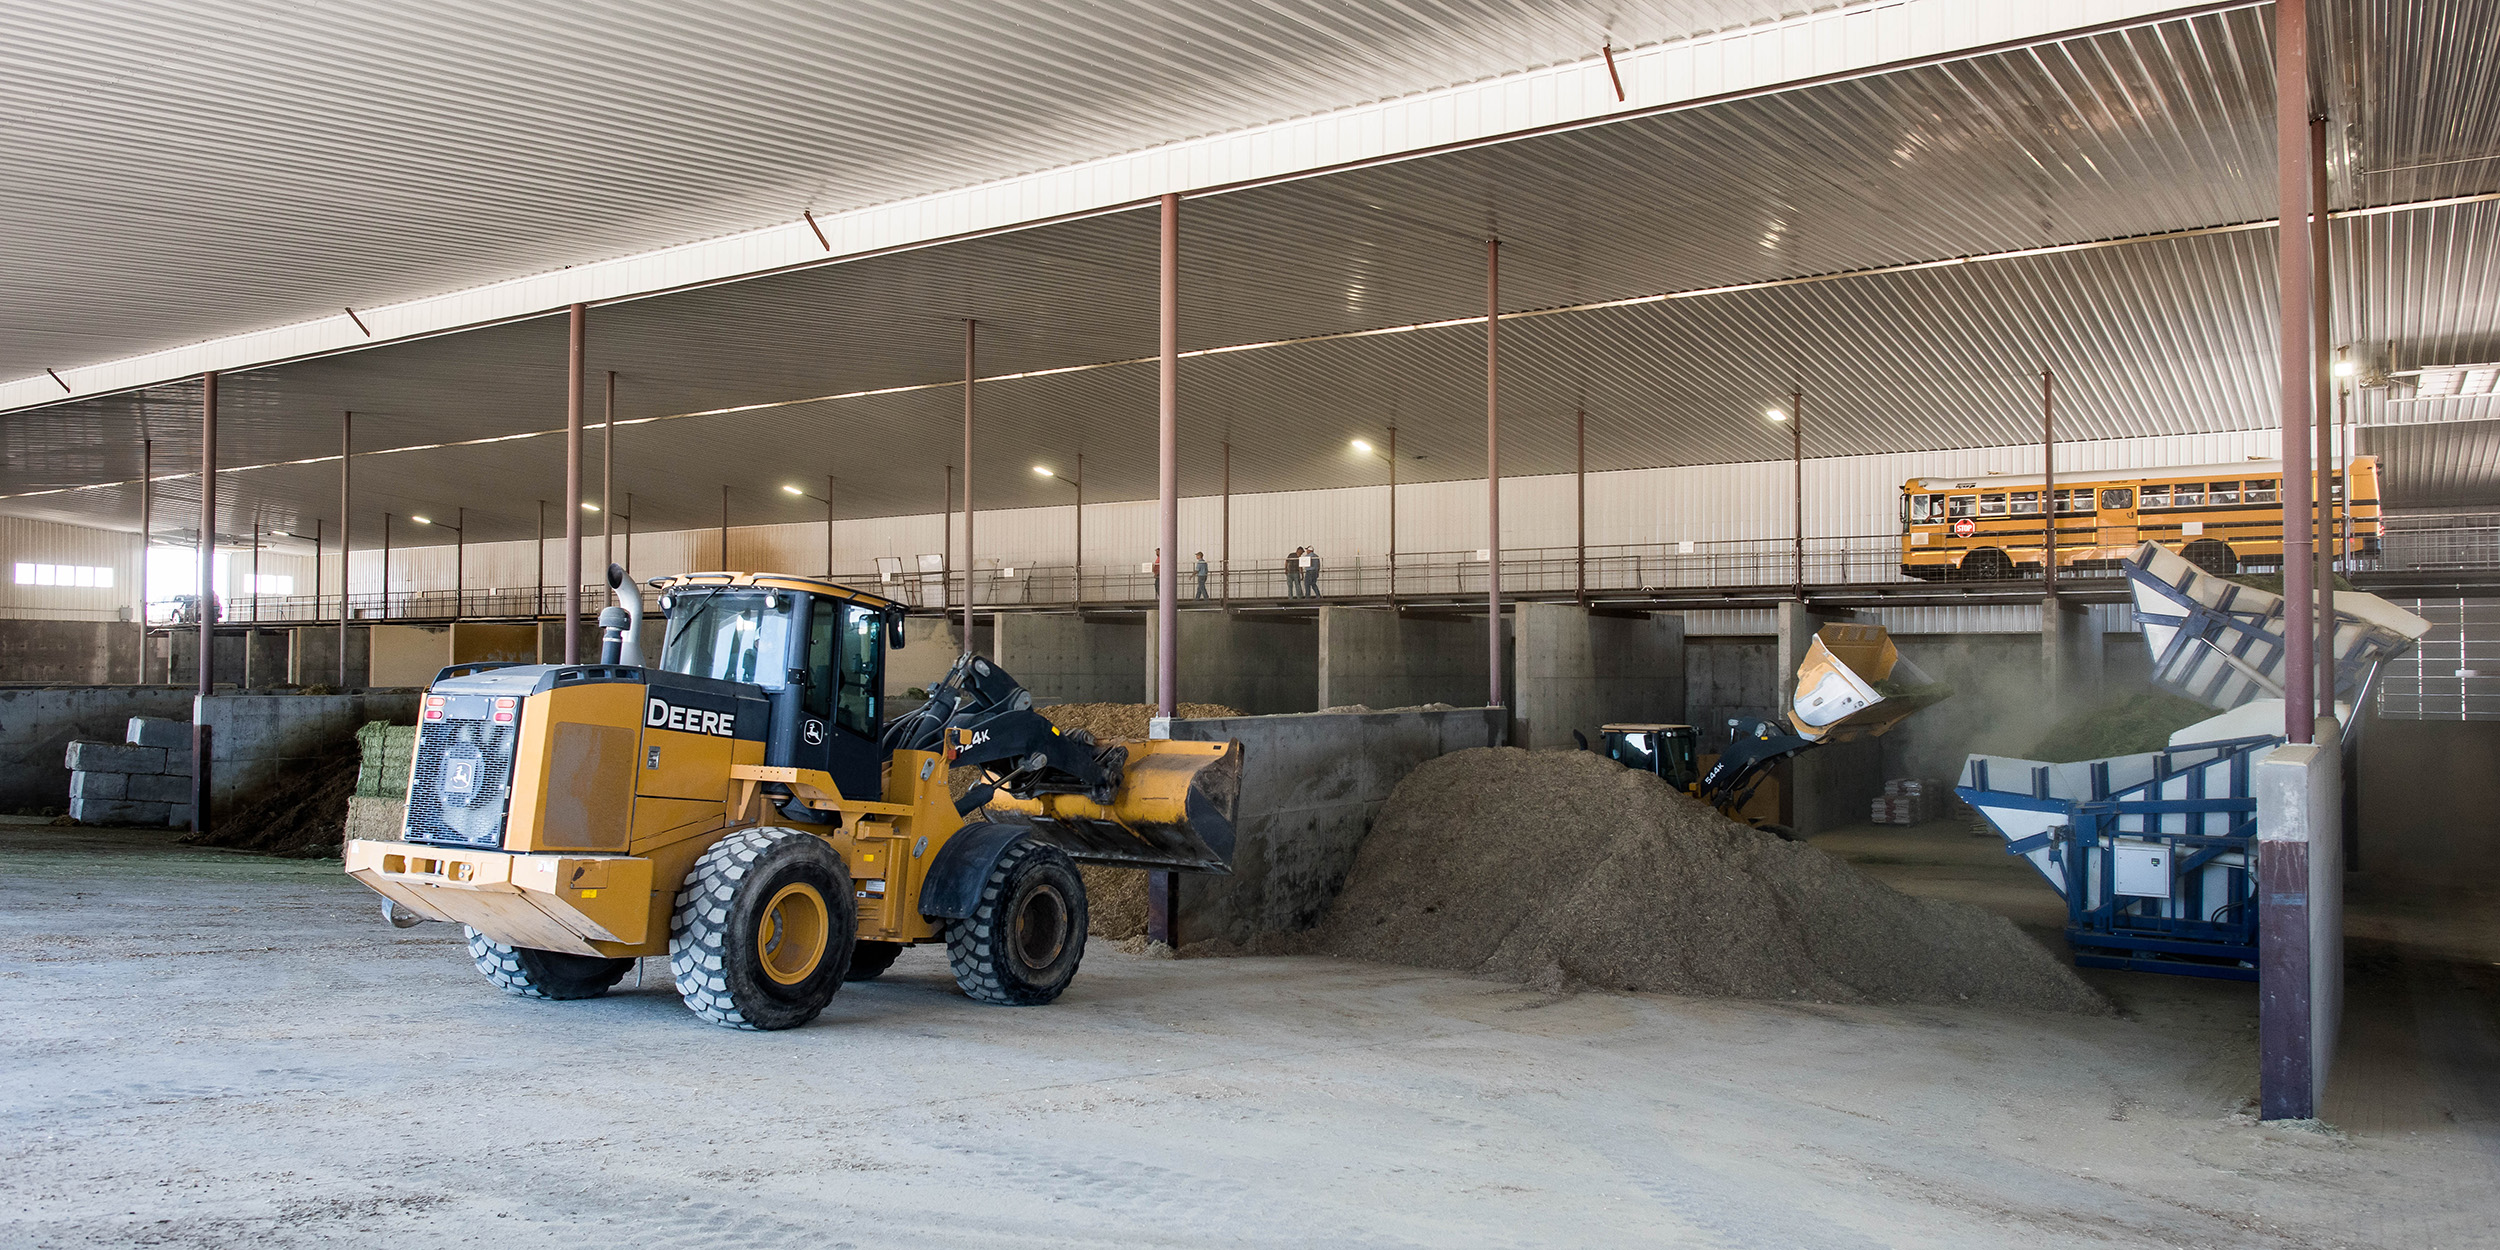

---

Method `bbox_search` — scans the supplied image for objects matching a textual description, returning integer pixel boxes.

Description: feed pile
[179,752,358,857]
[1033,702,1240,939]
[1300,748,2106,1012]
[2025,691,2218,762]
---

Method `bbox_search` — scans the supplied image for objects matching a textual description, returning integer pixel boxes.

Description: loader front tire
[670,827,856,1030]
[945,838,1088,1005]
[463,927,634,1001]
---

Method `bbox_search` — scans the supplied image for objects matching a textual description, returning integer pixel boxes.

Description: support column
[720,486,729,568]
[964,319,978,653]
[2042,369,2058,596]
[1387,424,1398,603]
[1485,238,1503,707]
[1072,454,1083,604]
[2310,114,2336,719]
[564,302,586,664]
[603,370,616,573]
[534,500,545,628]
[137,438,151,684]
[1575,408,1586,603]
[1791,387,1805,601]
[1151,191,1182,947]
[192,372,217,835]
[1220,441,1231,604]
[2276,0,2315,745]
[2263,0,2320,1126]
[1155,195,1179,715]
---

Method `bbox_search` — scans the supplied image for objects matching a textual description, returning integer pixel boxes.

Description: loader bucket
[985,738,1244,873]
[1787,623,1952,743]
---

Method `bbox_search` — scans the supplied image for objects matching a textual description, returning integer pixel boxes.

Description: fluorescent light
[1350,439,1373,454]
[782,484,803,495]
[1032,466,1054,477]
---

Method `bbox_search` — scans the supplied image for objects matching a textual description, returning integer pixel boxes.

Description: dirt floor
[3,816,2496,1248]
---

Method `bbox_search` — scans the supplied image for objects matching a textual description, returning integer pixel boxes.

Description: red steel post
[564,303,586,664]
[1486,239,1503,707]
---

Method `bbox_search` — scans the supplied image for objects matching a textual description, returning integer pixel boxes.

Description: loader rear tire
[670,827,856,1031]
[846,940,905,982]
[463,927,634,1001]
[945,838,1088,1005]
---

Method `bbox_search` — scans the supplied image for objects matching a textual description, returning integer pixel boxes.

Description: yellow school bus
[1899,456,2381,580]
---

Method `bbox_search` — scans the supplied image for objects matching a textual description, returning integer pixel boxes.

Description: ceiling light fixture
[2402,363,2500,399]
[1764,408,1787,423]
[1032,466,1054,477]
[1350,439,1373,454]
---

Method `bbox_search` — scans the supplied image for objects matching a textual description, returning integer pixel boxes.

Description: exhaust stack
[606,563,645,666]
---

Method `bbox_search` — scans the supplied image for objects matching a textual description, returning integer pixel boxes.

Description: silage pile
[1038,702,1243,741]
[1300,747,2107,1013]
[178,752,358,857]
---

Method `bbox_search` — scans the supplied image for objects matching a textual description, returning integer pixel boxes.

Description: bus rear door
[2097,487,2138,550]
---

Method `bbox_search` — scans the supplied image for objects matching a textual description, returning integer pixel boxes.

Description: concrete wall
[993,613,1144,703]
[369,625,450,688]
[1168,706,1507,946]
[0,686,198,812]
[239,627,290,688]
[1684,637,1778,752]
[163,630,247,687]
[1315,607,1490,710]
[1510,602,1684,750]
[887,616,993,694]
[450,621,539,666]
[0,620,142,684]
[289,625,373,687]
[1145,611,1319,715]
[2354,711,2500,882]
[196,691,423,812]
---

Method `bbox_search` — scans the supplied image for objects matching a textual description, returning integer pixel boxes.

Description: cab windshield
[659,589,793,689]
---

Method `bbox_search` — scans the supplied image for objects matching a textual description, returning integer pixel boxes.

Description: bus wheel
[2183,539,2238,575]
[1961,548,2014,581]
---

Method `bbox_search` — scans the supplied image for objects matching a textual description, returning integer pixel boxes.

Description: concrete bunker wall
[1167,706,1506,947]
[1510,602,1685,750]
[1316,606,1494,710]
[196,691,423,811]
[1146,611,1318,715]
[993,613,1144,703]
[0,687,200,812]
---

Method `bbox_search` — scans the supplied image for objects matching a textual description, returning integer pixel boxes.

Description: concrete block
[65,741,166,775]
[289,624,373,687]
[69,796,171,826]
[0,618,146,684]
[0,687,199,813]
[166,804,191,829]
[127,771,193,804]
[126,716,190,748]
[68,771,127,801]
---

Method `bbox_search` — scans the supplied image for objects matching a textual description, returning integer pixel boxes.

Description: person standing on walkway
[1304,546,1323,598]
[1194,552,1209,600]
[1284,547,1303,598]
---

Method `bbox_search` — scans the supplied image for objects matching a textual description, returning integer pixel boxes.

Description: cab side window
[835,603,882,737]
[804,602,836,722]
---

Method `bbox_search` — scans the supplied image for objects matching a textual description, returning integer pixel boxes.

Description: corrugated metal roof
[0,0,1816,378]
[7,1,2499,545]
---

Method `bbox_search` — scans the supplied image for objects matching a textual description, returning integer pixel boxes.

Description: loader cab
[1600,723,1700,790]
[655,580,895,803]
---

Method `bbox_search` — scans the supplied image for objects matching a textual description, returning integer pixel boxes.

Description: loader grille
[402,698,520,849]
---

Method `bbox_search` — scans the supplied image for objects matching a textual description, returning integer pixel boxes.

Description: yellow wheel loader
[345,565,1243,1030]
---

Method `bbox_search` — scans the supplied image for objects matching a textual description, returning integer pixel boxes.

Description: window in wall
[13,563,114,588]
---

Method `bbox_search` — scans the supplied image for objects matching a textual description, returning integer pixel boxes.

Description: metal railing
[144,515,2500,625]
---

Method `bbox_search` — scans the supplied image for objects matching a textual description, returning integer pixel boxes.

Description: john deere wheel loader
[344,565,1243,1030]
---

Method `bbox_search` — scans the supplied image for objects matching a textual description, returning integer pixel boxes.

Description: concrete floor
[3,817,2495,1248]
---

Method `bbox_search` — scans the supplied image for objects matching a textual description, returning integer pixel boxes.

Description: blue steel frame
[2125,558,2401,706]
[1959,734,2278,981]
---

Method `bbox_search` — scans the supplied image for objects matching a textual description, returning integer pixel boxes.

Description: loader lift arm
[880,652,1128,813]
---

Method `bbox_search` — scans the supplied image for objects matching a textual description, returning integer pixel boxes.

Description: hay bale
[344,796,406,843]
[1298,747,2107,1013]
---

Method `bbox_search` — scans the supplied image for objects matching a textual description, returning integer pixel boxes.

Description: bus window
[1947,495,1976,520]
[2010,491,2040,516]
[2172,484,2203,507]
[2100,488,2135,510]
[2246,479,2276,503]
[1904,494,1941,524]
[1978,493,2008,517]
[2140,485,2170,508]
[2055,489,2094,513]
[2210,481,2240,505]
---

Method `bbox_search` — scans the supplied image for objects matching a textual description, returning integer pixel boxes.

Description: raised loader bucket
[1788,623,1952,743]
[985,738,1244,873]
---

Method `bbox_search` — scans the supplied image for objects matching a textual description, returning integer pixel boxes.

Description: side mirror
[884,604,909,648]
